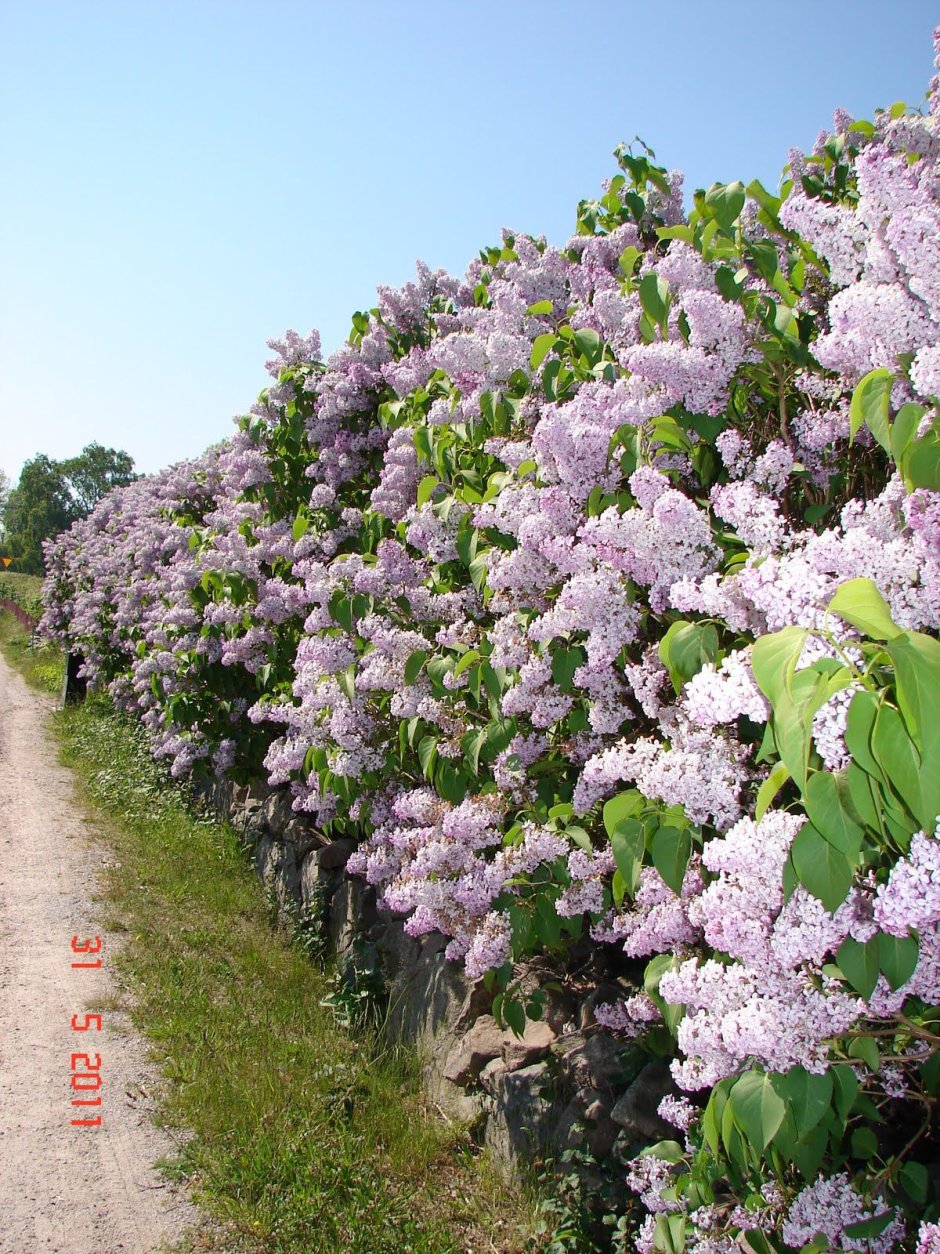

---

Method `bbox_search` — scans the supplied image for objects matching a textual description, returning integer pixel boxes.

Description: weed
[320,939,387,1032]
[285,890,330,965]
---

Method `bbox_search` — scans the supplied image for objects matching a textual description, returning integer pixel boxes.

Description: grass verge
[0,570,44,619]
[0,614,541,1254]
[0,612,64,693]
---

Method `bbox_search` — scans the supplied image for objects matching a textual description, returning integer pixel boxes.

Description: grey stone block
[610,1060,680,1141]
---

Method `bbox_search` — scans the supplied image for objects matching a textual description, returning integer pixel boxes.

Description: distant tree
[1,456,75,573]
[0,470,10,562]
[0,444,136,573]
[60,442,136,514]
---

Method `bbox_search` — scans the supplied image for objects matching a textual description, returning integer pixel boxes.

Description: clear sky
[1,0,937,487]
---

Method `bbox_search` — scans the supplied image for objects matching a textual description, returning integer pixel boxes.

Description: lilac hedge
[41,37,940,1252]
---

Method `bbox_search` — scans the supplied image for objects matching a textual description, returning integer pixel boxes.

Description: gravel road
[0,651,199,1253]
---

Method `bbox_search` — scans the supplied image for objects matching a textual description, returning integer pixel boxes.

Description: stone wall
[200,777,679,1180]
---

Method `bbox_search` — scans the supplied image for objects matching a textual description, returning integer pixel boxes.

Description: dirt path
[0,652,200,1254]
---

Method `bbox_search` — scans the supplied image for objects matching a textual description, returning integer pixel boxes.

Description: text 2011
[70,935,103,1128]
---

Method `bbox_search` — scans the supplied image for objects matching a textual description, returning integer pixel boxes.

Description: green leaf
[827,577,901,641]
[720,1093,750,1169]
[843,1213,896,1242]
[483,716,515,756]
[886,630,940,753]
[714,264,744,301]
[603,790,644,834]
[609,818,645,898]
[748,238,780,283]
[530,333,556,370]
[701,1083,729,1155]
[435,760,467,804]
[880,791,918,848]
[850,1125,879,1159]
[703,181,746,232]
[416,474,439,507]
[644,953,678,1000]
[527,299,553,316]
[551,645,585,694]
[790,824,854,911]
[772,667,830,789]
[412,425,432,462]
[730,1070,786,1151]
[921,1052,940,1095]
[619,245,642,278]
[640,1139,684,1164]
[658,620,720,694]
[740,1232,777,1254]
[899,1161,929,1204]
[831,1064,859,1124]
[417,735,438,780]
[426,655,453,691]
[751,627,808,708]
[328,590,355,634]
[534,893,563,948]
[837,936,880,999]
[844,690,887,785]
[572,327,602,362]
[849,367,893,451]
[651,415,692,453]
[890,402,924,465]
[878,931,919,990]
[657,225,696,244]
[504,997,526,1037]
[461,727,486,776]
[904,427,940,490]
[671,621,719,684]
[480,662,505,701]
[637,310,656,343]
[848,1036,880,1073]
[651,826,692,895]
[337,662,356,701]
[468,552,489,593]
[638,272,671,329]
[804,770,864,856]
[755,763,791,821]
[292,511,310,541]
[792,1124,829,1183]
[611,868,626,908]
[565,826,593,853]
[870,700,928,827]
[772,1067,833,1139]
[403,649,427,685]
[844,762,881,830]
[453,648,480,678]
[652,1214,686,1254]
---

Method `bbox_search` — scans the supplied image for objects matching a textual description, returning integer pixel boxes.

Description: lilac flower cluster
[782,1174,905,1253]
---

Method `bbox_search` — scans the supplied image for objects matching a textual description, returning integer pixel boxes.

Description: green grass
[0,613,64,693]
[0,570,44,619]
[0,614,540,1254]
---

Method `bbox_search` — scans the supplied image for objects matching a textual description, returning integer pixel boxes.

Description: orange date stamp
[70,934,103,1127]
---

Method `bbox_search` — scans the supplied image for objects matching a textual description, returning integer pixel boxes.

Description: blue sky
[1,0,937,487]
